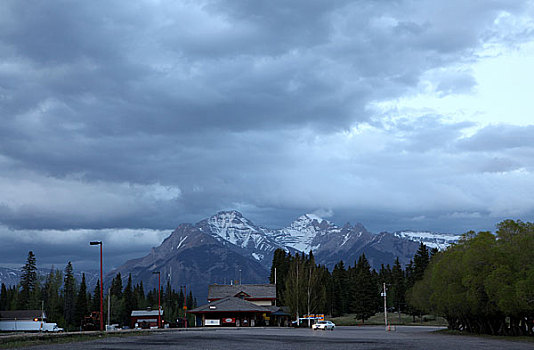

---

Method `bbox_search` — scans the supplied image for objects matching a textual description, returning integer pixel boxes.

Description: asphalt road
[12,326,534,350]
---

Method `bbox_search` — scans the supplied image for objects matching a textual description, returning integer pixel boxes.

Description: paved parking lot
[11,326,534,350]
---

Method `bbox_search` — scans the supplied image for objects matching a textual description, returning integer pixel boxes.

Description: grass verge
[0,330,148,349]
[435,329,534,343]
[329,312,448,327]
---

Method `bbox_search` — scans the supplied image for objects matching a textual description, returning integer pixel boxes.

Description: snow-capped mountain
[273,214,339,252]
[392,231,461,250]
[104,210,460,301]
[196,210,285,263]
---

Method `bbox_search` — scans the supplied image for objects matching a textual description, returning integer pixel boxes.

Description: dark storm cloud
[0,0,533,269]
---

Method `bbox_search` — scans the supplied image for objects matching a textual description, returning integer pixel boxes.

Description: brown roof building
[189,284,289,327]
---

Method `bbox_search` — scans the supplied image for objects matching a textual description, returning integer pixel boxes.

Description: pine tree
[91,280,101,313]
[122,274,135,325]
[270,249,290,305]
[63,262,76,329]
[43,268,64,327]
[391,257,406,320]
[413,242,430,281]
[74,273,88,329]
[349,254,378,324]
[110,273,123,299]
[0,283,7,310]
[332,261,348,316]
[19,251,39,309]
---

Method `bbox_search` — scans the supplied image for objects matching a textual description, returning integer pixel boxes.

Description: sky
[1,0,533,271]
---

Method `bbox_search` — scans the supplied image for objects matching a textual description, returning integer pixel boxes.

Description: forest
[0,255,196,331]
[271,219,533,336]
[270,243,433,324]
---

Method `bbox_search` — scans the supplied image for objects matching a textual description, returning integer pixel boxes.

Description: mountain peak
[212,210,244,219]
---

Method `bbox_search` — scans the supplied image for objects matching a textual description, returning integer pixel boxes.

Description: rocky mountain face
[106,210,461,301]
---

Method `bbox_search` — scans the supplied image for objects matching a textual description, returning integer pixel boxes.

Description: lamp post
[381,282,388,330]
[153,271,161,328]
[89,241,104,331]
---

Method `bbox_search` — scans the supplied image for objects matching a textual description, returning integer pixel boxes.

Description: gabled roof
[0,310,45,320]
[189,297,269,313]
[208,284,276,300]
[131,309,164,317]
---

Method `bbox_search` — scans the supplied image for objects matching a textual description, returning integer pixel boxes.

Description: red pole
[158,272,161,328]
[184,285,187,328]
[100,243,104,331]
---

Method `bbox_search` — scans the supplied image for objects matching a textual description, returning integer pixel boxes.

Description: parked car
[312,320,335,330]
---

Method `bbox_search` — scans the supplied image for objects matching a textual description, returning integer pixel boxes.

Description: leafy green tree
[409,220,534,336]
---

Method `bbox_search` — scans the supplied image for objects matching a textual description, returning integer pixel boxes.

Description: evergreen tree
[0,283,7,310]
[74,273,89,329]
[43,268,64,327]
[91,280,101,313]
[63,262,76,329]
[18,251,39,309]
[349,254,378,324]
[391,257,406,319]
[332,261,348,316]
[270,249,290,305]
[122,274,135,325]
[110,273,123,299]
[413,242,430,281]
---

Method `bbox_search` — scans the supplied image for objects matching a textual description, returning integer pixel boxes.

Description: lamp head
[90,241,102,245]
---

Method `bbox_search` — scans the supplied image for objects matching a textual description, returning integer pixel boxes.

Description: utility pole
[382,283,388,329]
[107,288,111,329]
[274,267,277,307]
[153,271,161,328]
[90,241,104,331]
[40,300,44,333]
[296,263,299,327]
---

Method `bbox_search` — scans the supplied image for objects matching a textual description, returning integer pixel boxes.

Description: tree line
[0,252,197,331]
[269,243,434,324]
[408,219,534,336]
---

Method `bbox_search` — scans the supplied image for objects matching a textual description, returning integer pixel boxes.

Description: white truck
[0,320,63,332]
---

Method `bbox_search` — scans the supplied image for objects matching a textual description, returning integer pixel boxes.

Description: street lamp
[89,241,104,331]
[153,271,161,328]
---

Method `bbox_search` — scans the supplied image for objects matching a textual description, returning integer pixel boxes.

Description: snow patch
[176,236,188,250]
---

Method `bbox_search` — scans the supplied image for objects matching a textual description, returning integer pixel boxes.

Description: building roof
[208,284,276,300]
[0,310,45,320]
[189,297,269,314]
[131,309,164,317]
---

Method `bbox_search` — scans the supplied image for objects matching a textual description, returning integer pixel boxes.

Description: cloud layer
[1,0,533,268]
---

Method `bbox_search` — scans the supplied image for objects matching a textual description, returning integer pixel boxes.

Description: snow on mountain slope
[273,214,339,252]
[392,231,461,249]
[196,211,284,262]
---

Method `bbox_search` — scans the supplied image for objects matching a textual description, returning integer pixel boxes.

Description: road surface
[10,326,534,350]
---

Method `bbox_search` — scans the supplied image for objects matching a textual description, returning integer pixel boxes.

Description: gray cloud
[0,0,533,267]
